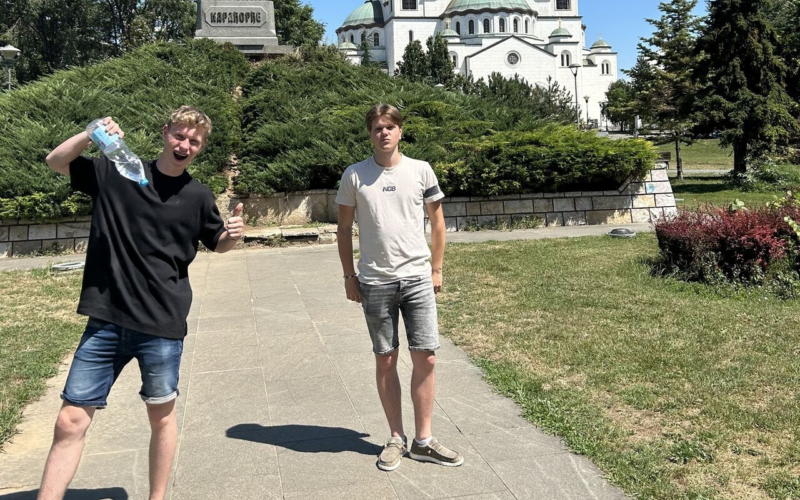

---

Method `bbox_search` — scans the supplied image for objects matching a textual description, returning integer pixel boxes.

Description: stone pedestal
[195,0,295,56]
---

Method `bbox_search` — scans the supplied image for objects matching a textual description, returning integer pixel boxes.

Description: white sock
[415,436,433,447]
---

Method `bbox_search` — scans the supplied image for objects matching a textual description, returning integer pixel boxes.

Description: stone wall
[0,217,91,258]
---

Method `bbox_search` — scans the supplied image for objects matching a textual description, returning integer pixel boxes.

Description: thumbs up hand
[225,203,244,240]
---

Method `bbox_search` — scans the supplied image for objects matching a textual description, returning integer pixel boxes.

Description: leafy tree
[395,39,428,82]
[694,0,798,172]
[604,79,637,132]
[273,0,325,48]
[637,0,702,179]
[426,33,453,86]
[142,0,196,43]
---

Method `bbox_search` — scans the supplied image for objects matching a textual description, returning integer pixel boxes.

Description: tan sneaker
[377,436,407,471]
[409,437,464,467]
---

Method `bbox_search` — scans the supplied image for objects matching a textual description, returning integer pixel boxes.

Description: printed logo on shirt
[383,186,397,192]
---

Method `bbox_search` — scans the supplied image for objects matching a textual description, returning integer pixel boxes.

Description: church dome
[440,28,459,38]
[591,36,612,49]
[443,0,534,16]
[339,1,384,31]
[549,23,571,38]
[338,41,358,50]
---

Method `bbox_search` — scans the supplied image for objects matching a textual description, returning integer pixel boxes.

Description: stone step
[243,224,339,246]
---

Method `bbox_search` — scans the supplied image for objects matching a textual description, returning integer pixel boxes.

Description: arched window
[602,61,611,75]
[561,51,571,67]
[350,35,354,43]
[499,18,505,33]
[469,20,475,34]
[402,0,416,9]
[373,32,380,47]
[409,30,414,42]
[483,19,490,33]
[456,22,461,35]
[513,19,519,33]
[451,53,458,67]
[525,19,529,33]
[361,32,365,43]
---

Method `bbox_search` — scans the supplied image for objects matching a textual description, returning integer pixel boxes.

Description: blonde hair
[365,103,403,131]
[167,106,212,141]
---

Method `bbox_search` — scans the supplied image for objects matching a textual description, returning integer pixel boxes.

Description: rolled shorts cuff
[374,344,400,356]
[60,392,107,409]
[408,344,440,352]
[141,390,179,405]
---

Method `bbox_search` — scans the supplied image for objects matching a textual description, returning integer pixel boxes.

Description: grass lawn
[438,235,800,500]
[657,139,733,171]
[0,268,84,450]
[670,176,783,209]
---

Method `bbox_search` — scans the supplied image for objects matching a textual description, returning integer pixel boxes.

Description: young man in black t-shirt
[38,106,242,500]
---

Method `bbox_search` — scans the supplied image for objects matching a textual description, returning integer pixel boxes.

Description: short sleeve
[335,166,357,207]
[199,196,226,251]
[422,163,445,204]
[69,156,110,200]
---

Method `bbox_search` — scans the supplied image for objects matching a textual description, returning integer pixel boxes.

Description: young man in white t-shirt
[336,103,464,471]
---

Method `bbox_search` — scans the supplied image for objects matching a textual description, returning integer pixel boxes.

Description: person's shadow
[0,488,128,499]
[226,424,380,455]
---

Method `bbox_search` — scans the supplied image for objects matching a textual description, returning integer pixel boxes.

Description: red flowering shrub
[655,200,800,285]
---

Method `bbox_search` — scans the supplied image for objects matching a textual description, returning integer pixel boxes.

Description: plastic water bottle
[85,119,149,187]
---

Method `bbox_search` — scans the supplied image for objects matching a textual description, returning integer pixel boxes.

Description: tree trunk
[733,141,747,173]
[675,138,683,180]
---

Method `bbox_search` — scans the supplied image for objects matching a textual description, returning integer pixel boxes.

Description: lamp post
[599,100,608,131]
[0,45,20,91]
[569,63,580,127]
[583,95,590,126]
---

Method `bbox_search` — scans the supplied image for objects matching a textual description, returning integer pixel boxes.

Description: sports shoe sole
[377,459,402,471]
[409,452,465,467]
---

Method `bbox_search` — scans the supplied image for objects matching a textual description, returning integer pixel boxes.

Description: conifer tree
[426,33,453,85]
[395,39,429,82]
[272,0,325,47]
[359,39,372,66]
[695,0,797,173]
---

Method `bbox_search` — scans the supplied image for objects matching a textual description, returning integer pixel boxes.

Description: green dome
[549,27,571,38]
[440,28,459,37]
[444,0,534,16]
[339,41,358,50]
[340,1,384,30]
[591,37,612,49]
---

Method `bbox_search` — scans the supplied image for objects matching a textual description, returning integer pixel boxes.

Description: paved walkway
[0,229,639,500]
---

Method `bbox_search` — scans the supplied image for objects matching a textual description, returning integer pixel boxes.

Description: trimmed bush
[236,52,657,196]
[0,39,248,219]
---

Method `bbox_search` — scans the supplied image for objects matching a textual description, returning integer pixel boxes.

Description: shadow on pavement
[226,424,380,456]
[0,488,128,499]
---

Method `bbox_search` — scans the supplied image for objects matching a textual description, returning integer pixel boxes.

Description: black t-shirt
[70,156,225,339]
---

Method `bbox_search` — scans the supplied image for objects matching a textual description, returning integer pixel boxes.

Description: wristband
[343,274,358,280]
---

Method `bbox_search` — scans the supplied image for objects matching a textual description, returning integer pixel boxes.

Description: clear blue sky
[303,0,707,73]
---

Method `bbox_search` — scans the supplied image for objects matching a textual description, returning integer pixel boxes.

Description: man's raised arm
[45,117,121,176]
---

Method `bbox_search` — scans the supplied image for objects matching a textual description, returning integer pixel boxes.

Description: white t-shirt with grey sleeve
[336,155,445,285]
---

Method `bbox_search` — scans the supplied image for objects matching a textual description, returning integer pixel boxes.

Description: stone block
[28,224,57,240]
[546,213,563,227]
[466,202,481,216]
[586,210,632,225]
[543,192,564,198]
[563,212,586,226]
[553,198,575,212]
[58,222,91,239]
[12,240,42,256]
[456,217,476,229]
[42,239,74,252]
[646,182,673,194]
[575,197,593,211]
[503,199,533,214]
[477,215,497,227]
[0,242,9,257]
[663,207,679,219]
[632,195,656,208]
[656,194,676,207]
[533,199,553,213]
[564,191,583,197]
[449,196,470,202]
[626,182,648,195]
[494,194,520,200]
[243,196,281,226]
[582,191,605,196]
[604,190,622,196]
[444,217,458,232]
[442,203,467,217]
[75,216,93,222]
[631,209,653,223]
[0,226,7,242]
[520,193,543,199]
[592,196,632,210]
[470,196,489,201]
[497,215,512,227]
[651,169,670,181]
[75,238,89,252]
[481,201,504,215]
[9,226,27,241]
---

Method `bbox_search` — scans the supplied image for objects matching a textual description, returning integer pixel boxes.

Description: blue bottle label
[90,126,119,152]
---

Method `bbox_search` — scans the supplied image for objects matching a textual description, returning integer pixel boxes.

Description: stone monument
[194,0,295,56]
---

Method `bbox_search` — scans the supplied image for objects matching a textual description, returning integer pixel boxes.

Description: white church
[336,0,617,125]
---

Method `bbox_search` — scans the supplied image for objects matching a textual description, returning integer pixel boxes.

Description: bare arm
[214,203,244,254]
[45,117,121,176]
[425,200,446,293]
[337,204,361,303]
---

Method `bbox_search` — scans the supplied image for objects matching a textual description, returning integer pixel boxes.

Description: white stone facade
[336,0,618,124]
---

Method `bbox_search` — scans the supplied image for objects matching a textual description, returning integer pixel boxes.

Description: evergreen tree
[359,38,372,66]
[395,39,428,82]
[426,33,453,85]
[637,0,702,179]
[604,79,637,132]
[273,0,325,48]
[622,54,657,131]
[771,0,800,105]
[694,0,798,172]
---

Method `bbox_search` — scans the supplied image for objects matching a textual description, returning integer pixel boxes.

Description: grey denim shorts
[360,276,440,355]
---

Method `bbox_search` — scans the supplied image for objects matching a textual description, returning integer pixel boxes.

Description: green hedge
[0,39,248,220]
[236,52,657,196]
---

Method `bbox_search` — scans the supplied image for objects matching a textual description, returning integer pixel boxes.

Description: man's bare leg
[409,350,436,441]
[375,350,405,437]
[146,400,178,500]
[37,404,95,500]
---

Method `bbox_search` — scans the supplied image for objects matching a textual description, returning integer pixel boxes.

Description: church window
[469,20,475,35]
[561,51,571,67]
[361,32,365,43]
[456,22,461,35]
[483,19,490,33]
[374,32,380,47]
[602,61,610,75]
[402,0,416,9]
[556,0,570,10]
[499,19,505,33]
[506,51,520,67]
[451,53,458,67]
[409,30,414,42]
[525,19,529,33]
[350,35,354,43]
[513,19,519,33]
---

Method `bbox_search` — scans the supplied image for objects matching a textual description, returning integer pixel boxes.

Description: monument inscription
[195,0,294,55]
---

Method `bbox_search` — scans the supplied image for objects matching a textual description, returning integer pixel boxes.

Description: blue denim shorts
[61,318,184,408]
[360,276,440,355]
